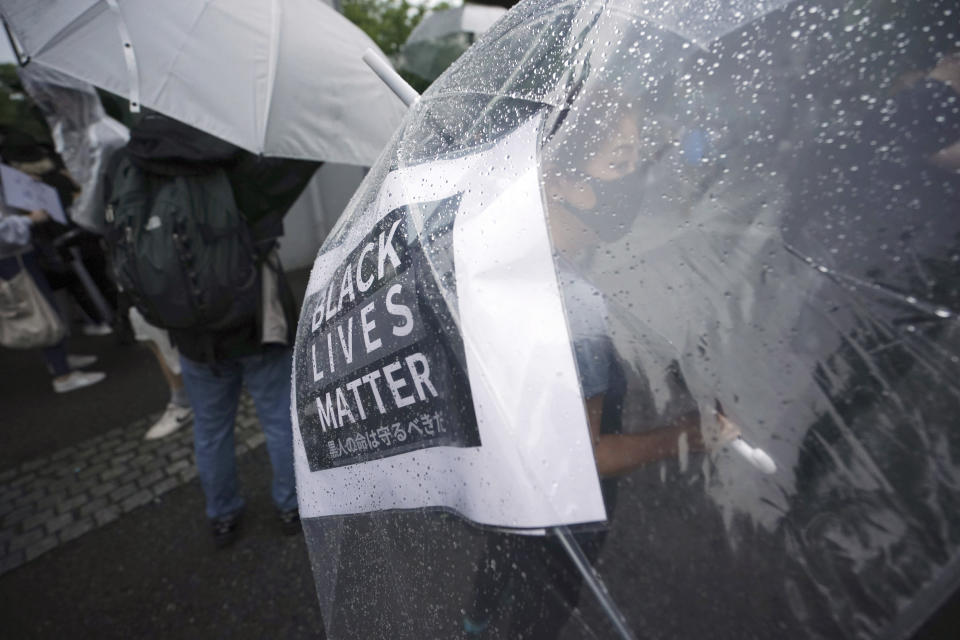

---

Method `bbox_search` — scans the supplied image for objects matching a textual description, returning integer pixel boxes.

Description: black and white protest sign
[295,196,480,470]
[292,117,607,530]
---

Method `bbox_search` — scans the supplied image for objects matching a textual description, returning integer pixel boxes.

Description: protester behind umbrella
[0,202,105,393]
[541,92,748,477]
[462,91,742,638]
[16,63,131,235]
[0,130,119,336]
[107,113,319,547]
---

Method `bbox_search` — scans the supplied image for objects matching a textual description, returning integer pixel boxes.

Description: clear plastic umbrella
[16,64,128,233]
[293,0,960,637]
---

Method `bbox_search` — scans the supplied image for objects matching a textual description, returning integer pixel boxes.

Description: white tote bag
[0,254,67,349]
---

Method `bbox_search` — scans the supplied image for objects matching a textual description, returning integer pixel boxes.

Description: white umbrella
[0,0,407,166]
[398,3,506,81]
[405,3,506,44]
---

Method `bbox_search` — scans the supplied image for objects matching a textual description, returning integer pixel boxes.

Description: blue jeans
[179,347,297,520]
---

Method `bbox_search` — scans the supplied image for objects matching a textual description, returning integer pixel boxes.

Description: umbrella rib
[7,1,103,61]
[459,11,561,143]
[258,0,282,151]
[147,1,214,112]
[2,17,28,65]
[104,0,141,112]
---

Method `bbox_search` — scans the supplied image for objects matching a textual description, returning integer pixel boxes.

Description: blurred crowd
[0,110,318,547]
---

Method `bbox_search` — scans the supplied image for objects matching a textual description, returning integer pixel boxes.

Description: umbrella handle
[362,49,420,108]
[552,526,638,640]
[730,438,777,474]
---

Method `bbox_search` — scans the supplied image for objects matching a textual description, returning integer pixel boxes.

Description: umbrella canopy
[398,3,506,82]
[293,0,960,637]
[0,0,407,166]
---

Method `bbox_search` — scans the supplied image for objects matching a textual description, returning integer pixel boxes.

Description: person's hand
[930,140,960,172]
[926,52,960,171]
[929,52,960,93]
[28,209,50,224]
[698,409,742,452]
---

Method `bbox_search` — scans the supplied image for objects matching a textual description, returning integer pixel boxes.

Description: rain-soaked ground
[0,452,323,638]
[0,268,324,638]
[0,266,957,639]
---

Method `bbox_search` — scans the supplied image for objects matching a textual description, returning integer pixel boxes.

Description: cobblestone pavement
[0,394,264,576]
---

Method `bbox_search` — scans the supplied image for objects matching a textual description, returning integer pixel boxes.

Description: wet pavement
[0,347,325,636]
[0,269,325,638]
[0,393,263,575]
[0,446,323,638]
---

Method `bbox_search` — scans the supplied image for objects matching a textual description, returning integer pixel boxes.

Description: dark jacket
[117,113,320,362]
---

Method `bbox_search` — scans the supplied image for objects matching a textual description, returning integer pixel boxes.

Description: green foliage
[343,0,455,93]
[342,0,451,57]
[0,63,53,145]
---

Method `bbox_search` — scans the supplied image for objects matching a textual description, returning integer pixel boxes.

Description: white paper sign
[0,163,68,224]
[292,117,607,530]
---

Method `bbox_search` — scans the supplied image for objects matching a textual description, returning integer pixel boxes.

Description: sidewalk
[0,268,324,637]
[0,396,325,638]
[0,395,263,575]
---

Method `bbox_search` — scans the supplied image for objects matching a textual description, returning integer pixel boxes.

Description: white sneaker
[53,370,106,393]
[144,403,193,440]
[81,323,113,336]
[66,354,98,369]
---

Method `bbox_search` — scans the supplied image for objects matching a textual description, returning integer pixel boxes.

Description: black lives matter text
[294,198,479,470]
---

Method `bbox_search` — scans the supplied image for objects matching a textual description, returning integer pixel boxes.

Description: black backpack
[106,155,260,332]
